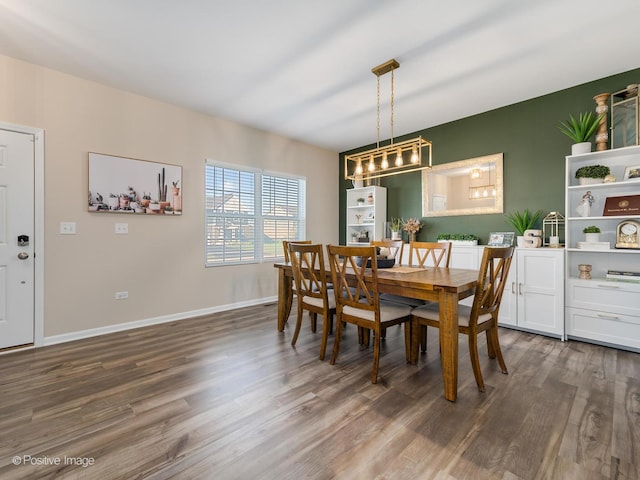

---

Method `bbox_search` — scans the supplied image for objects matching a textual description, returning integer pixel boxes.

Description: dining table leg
[438,289,459,402]
[277,267,293,332]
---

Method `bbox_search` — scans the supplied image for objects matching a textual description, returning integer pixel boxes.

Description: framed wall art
[88,152,182,215]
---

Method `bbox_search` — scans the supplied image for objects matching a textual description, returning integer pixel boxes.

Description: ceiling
[1,0,640,153]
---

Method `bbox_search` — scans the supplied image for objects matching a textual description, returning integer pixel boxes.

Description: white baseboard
[43,296,277,347]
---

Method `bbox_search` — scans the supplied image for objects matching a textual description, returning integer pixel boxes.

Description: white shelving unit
[564,145,640,352]
[346,186,386,245]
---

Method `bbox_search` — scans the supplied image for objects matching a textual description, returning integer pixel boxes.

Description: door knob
[17,252,29,260]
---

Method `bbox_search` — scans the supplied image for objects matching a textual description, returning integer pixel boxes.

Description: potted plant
[559,111,604,155]
[575,165,611,185]
[505,209,543,246]
[356,197,365,205]
[390,217,403,240]
[583,225,601,242]
[436,233,479,245]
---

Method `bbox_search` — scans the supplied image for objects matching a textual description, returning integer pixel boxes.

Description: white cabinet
[498,248,565,338]
[346,186,387,245]
[565,146,640,352]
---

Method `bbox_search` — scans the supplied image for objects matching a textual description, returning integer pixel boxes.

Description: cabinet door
[516,249,564,335]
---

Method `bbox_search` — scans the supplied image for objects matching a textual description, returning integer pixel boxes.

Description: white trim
[43,296,277,346]
[0,121,45,347]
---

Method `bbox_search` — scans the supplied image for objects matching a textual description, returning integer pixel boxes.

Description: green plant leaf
[504,209,543,236]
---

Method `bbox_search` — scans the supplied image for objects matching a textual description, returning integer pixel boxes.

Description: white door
[0,129,35,349]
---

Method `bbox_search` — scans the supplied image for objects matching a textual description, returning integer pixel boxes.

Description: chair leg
[329,316,345,365]
[468,332,485,392]
[284,286,294,324]
[381,327,386,339]
[410,317,420,364]
[404,322,411,363]
[309,312,317,333]
[291,301,304,346]
[371,327,381,384]
[420,325,428,353]
[489,326,508,374]
[319,312,331,361]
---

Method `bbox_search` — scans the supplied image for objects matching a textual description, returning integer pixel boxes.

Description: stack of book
[606,270,640,283]
[576,241,610,250]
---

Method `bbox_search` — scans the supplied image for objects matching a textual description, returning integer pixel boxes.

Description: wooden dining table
[274,262,479,402]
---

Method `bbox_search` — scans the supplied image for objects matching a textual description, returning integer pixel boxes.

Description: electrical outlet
[115,223,128,234]
[115,291,129,300]
[60,222,77,235]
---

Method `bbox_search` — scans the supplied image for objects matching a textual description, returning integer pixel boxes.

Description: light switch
[60,222,76,235]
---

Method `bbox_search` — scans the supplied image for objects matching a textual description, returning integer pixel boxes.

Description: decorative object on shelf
[616,220,640,249]
[367,192,374,204]
[606,269,640,282]
[352,175,364,189]
[488,232,515,247]
[593,93,611,151]
[604,174,616,183]
[558,111,604,155]
[505,209,543,247]
[356,197,365,205]
[575,165,611,185]
[542,211,565,247]
[390,217,403,240]
[357,231,369,243]
[575,190,594,217]
[603,194,640,216]
[523,229,542,248]
[583,225,601,243]
[344,59,432,182]
[402,218,423,243]
[611,84,639,148]
[623,165,640,180]
[578,264,592,280]
[436,233,479,246]
[355,214,363,224]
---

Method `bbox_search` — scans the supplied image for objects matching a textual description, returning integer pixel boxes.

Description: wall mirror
[421,153,503,217]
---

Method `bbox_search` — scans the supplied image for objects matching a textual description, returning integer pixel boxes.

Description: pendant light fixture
[345,59,432,181]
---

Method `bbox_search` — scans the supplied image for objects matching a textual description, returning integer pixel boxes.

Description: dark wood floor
[1,302,639,479]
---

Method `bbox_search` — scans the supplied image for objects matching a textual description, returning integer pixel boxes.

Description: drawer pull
[596,284,620,289]
[596,313,620,320]
[519,283,523,295]
[511,282,515,294]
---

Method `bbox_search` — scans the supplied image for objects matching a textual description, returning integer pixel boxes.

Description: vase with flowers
[402,217,423,243]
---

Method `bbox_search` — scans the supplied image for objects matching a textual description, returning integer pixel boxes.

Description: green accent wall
[339,68,640,244]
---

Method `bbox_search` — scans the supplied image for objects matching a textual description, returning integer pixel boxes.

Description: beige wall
[0,54,339,339]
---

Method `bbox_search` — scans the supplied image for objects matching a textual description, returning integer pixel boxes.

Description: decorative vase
[572,142,592,155]
[391,231,401,240]
[585,233,600,243]
[516,236,525,248]
[409,233,416,243]
[578,177,604,185]
[578,264,592,280]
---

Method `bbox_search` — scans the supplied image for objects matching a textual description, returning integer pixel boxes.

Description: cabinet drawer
[566,278,640,317]
[566,306,640,351]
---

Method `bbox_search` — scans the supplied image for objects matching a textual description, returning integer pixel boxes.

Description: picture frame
[488,231,514,247]
[88,152,182,215]
[623,165,640,180]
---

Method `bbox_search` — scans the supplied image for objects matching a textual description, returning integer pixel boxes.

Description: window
[205,161,305,266]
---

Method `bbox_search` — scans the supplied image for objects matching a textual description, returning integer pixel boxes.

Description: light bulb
[381,152,388,169]
[368,155,375,172]
[411,146,419,164]
[395,148,403,167]
[355,160,363,175]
